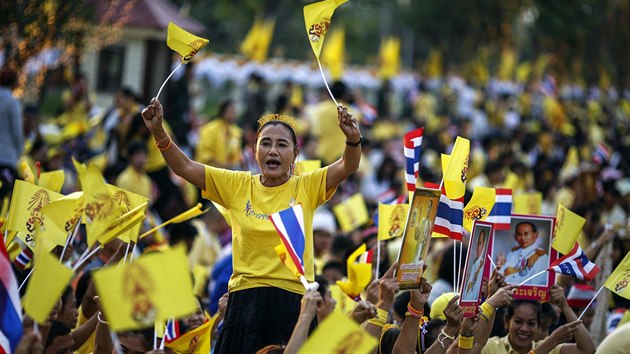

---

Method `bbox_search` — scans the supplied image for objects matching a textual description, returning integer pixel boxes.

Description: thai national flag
[14,248,33,270]
[426,182,464,241]
[358,249,374,264]
[164,319,180,343]
[486,188,512,230]
[404,128,424,192]
[592,142,611,165]
[549,243,600,281]
[0,240,23,354]
[373,193,407,227]
[270,204,306,276]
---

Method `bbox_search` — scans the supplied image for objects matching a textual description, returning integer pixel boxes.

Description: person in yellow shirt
[195,99,243,169]
[115,141,153,202]
[141,97,362,354]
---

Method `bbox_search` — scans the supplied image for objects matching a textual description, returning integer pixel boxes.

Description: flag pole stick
[120,242,131,266]
[18,268,34,292]
[299,275,319,291]
[139,220,171,239]
[153,327,158,350]
[3,229,7,245]
[60,217,82,263]
[376,241,381,279]
[487,255,498,271]
[73,246,100,271]
[457,241,463,294]
[160,319,170,350]
[578,285,604,321]
[453,241,457,294]
[517,269,548,286]
[111,331,123,354]
[316,59,339,107]
[33,322,39,336]
[156,62,183,100]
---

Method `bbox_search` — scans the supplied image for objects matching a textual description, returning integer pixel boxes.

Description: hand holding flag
[336,244,373,302]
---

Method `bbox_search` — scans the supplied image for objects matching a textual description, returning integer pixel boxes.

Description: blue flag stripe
[279,208,305,265]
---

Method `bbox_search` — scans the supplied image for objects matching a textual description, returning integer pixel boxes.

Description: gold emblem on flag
[388,205,405,238]
[460,155,469,183]
[554,208,565,237]
[183,38,206,62]
[308,17,331,42]
[123,263,157,325]
[26,189,51,234]
[465,206,487,221]
[85,192,116,223]
[112,190,132,211]
[615,269,630,293]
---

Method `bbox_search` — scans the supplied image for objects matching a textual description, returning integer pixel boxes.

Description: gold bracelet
[458,335,474,349]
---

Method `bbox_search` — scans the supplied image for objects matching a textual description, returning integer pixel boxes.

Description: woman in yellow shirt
[141,97,362,353]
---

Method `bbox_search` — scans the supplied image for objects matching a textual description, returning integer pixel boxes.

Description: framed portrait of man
[395,187,441,290]
[459,221,493,317]
[489,214,558,301]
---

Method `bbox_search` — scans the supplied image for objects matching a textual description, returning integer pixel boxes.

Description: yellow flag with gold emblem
[98,202,148,245]
[442,136,470,200]
[166,316,216,354]
[552,203,586,254]
[167,22,209,64]
[93,245,198,331]
[22,237,73,323]
[377,203,409,241]
[295,160,321,175]
[298,310,376,354]
[38,170,65,193]
[107,184,149,243]
[303,0,348,59]
[513,192,542,215]
[604,251,630,300]
[463,187,495,232]
[40,192,84,247]
[6,180,63,247]
[332,193,369,232]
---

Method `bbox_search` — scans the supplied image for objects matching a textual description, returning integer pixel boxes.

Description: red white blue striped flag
[486,188,512,230]
[0,240,23,354]
[549,243,600,281]
[404,128,424,191]
[270,204,306,277]
[426,182,463,241]
[164,319,180,343]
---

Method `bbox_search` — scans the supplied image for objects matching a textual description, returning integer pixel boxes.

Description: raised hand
[300,289,323,321]
[496,251,506,269]
[486,285,517,309]
[443,294,463,328]
[337,106,361,144]
[141,98,165,134]
[350,301,377,324]
[548,320,583,344]
[488,270,507,297]
[377,262,400,309]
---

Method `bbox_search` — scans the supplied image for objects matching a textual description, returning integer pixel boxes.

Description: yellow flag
[20,160,36,184]
[192,264,210,298]
[22,240,73,323]
[463,187,496,232]
[426,49,443,78]
[378,37,400,79]
[336,244,372,299]
[107,184,149,243]
[93,245,198,331]
[240,18,262,59]
[303,0,348,59]
[377,203,409,241]
[98,202,148,245]
[321,28,345,79]
[552,204,586,254]
[513,192,542,215]
[516,61,532,83]
[332,194,369,232]
[604,251,630,300]
[497,48,516,81]
[38,170,65,193]
[253,19,275,62]
[295,160,321,175]
[171,203,205,224]
[443,136,470,200]
[167,22,209,64]
[298,310,376,354]
[6,180,63,246]
[76,164,123,247]
[40,192,84,247]
[166,316,215,354]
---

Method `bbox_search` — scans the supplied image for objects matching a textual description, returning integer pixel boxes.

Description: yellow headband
[257,113,298,138]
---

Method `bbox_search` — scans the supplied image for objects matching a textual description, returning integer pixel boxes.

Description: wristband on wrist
[156,135,172,151]
[368,308,389,327]
[437,329,455,348]
[97,311,108,325]
[407,302,424,318]
[481,302,496,317]
[458,335,474,349]
[345,136,363,147]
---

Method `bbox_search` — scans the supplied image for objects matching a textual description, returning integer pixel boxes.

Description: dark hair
[322,261,345,276]
[217,99,234,118]
[539,301,559,333]
[127,140,147,157]
[118,328,153,351]
[61,286,74,309]
[424,319,447,349]
[75,271,92,308]
[315,275,329,300]
[505,300,541,326]
[331,80,348,100]
[256,345,285,354]
[168,221,198,246]
[0,66,17,88]
[515,221,537,234]
[437,244,466,285]
[45,321,71,347]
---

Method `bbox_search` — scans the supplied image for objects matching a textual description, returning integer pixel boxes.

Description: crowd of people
[1,47,630,354]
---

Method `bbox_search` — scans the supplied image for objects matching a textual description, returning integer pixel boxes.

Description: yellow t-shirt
[74,305,95,354]
[201,166,334,294]
[115,166,152,202]
[482,335,563,354]
[195,119,242,168]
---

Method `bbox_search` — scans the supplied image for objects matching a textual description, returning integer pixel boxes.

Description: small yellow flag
[295,160,321,175]
[298,310,377,354]
[303,0,348,59]
[513,192,542,215]
[40,192,84,247]
[98,202,147,245]
[552,204,586,254]
[378,36,401,79]
[321,28,345,79]
[93,245,198,331]
[377,203,409,241]
[38,170,65,193]
[336,244,372,300]
[167,22,209,64]
[22,240,73,323]
[107,184,149,243]
[171,203,205,224]
[253,19,275,63]
[442,136,470,200]
[240,18,262,59]
[166,316,215,354]
[463,187,496,232]
[332,194,369,232]
[20,160,36,184]
[604,251,630,300]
